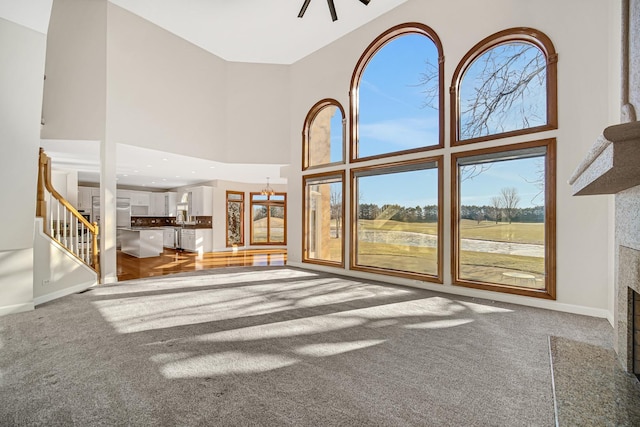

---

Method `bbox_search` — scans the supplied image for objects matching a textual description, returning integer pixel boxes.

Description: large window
[303,172,344,266]
[226,191,244,247]
[351,158,442,281]
[302,99,345,170]
[250,193,286,245]
[450,28,557,145]
[350,23,444,161]
[451,139,556,299]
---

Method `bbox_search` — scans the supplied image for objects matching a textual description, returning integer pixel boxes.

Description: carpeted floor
[0,266,629,426]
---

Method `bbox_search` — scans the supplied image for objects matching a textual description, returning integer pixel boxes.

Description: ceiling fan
[298,0,371,22]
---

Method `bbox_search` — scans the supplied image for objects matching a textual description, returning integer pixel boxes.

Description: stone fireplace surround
[569,121,640,373]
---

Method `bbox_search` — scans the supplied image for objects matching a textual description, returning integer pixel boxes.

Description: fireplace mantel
[569,121,640,196]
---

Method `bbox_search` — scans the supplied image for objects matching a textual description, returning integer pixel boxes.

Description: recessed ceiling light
[123,174,128,177]
[162,158,168,161]
[147,164,152,168]
[209,166,215,169]
[151,181,156,184]
[191,171,196,174]
[162,178,167,181]
[134,170,139,173]
[175,175,180,178]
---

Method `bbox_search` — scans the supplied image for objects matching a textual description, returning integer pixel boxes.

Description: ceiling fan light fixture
[298,0,371,21]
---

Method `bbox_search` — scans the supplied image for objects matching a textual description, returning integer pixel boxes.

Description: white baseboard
[34,280,96,306]
[286,261,612,319]
[0,302,35,317]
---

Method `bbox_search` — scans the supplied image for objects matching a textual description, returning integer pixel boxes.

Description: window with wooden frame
[250,193,286,245]
[351,157,443,282]
[350,23,444,162]
[450,28,558,146]
[302,99,346,170]
[303,172,345,267]
[226,191,244,247]
[451,139,556,299]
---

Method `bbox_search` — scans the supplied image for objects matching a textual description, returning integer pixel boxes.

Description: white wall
[0,17,47,315]
[106,3,226,161]
[41,0,107,141]
[225,62,291,164]
[33,218,97,305]
[51,169,78,207]
[286,0,618,316]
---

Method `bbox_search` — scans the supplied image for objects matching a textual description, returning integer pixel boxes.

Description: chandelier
[261,177,275,196]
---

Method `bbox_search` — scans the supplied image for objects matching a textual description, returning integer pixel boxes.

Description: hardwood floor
[116,248,287,281]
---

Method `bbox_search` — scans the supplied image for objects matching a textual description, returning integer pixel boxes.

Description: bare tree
[500,187,520,224]
[460,163,493,182]
[419,42,546,139]
[490,196,503,224]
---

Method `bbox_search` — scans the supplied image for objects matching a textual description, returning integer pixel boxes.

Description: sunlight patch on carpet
[404,318,474,329]
[294,340,386,357]
[160,352,299,378]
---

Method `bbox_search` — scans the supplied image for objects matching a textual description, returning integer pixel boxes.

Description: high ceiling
[109,0,409,64]
[3,0,410,189]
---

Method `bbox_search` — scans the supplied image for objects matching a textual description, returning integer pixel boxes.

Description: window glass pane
[457,153,546,289]
[227,200,243,246]
[227,193,243,201]
[252,194,268,202]
[270,195,285,202]
[252,204,268,243]
[308,104,343,167]
[305,177,342,264]
[358,34,440,158]
[354,164,439,277]
[269,206,285,243]
[459,42,547,140]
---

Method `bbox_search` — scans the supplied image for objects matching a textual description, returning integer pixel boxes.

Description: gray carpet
[0,266,617,426]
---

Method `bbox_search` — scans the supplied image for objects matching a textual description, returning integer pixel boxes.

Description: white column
[100,139,118,283]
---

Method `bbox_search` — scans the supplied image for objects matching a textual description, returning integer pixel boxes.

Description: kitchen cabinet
[150,192,177,216]
[77,186,99,210]
[130,190,150,207]
[163,227,176,248]
[183,186,213,217]
[180,228,212,254]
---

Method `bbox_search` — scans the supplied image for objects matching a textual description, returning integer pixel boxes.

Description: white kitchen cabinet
[186,186,213,216]
[130,190,150,207]
[150,192,177,216]
[180,228,212,254]
[77,186,99,211]
[163,227,176,248]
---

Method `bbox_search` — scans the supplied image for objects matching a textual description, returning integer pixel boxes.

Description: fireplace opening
[634,289,640,379]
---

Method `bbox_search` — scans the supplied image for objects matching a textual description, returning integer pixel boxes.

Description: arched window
[302,99,345,170]
[350,23,444,161]
[450,28,558,145]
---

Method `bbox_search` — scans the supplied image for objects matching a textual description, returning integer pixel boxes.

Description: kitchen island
[119,228,164,258]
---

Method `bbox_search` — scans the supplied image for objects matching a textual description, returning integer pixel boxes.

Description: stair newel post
[36,148,47,220]
[92,222,100,279]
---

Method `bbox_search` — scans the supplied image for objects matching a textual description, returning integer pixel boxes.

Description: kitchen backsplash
[131,216,213,229]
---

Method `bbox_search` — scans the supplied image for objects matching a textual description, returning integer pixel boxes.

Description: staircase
[35,148,100,278]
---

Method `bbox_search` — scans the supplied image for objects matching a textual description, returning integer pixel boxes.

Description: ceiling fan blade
[298,0,312,18]
[359,0,371,4]
[327,0,338,21]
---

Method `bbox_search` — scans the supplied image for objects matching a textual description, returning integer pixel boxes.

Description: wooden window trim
[350,156,444,283]
[450,138,556,299]
[302,170,346,268]
[225,190,244,247]
[249,192,287,246]
[450,27,558,146]
[349,22,445,163]
[302,98,346,171]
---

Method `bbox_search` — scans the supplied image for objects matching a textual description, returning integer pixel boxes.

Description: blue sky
[346,34,546,210]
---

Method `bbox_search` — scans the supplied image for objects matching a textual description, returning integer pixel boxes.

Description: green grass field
[341,219,545,288]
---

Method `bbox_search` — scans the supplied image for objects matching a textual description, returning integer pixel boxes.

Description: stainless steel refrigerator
[92,196,132,228]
